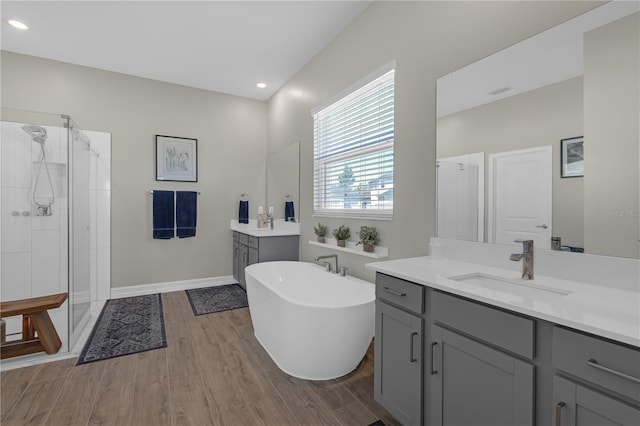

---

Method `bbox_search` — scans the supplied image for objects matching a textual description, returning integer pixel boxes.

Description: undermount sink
[447,273,572,302]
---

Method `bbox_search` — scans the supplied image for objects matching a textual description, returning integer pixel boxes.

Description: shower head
[22,124,48,144]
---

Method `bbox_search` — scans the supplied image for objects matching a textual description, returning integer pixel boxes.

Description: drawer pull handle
[430,342,438,375]
[587,358,640,384]
[555,402,565,426]
[409,332,418,363]
[382,287,406,297]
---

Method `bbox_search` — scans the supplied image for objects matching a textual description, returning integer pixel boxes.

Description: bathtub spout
[315,254,339,274]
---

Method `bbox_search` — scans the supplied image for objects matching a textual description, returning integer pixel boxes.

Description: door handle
[587,358,640,384]
[555,402,565,426]
[535,224,548,229]
[382,287,406,297]
[409,332,418,363]
[430,342,438,375]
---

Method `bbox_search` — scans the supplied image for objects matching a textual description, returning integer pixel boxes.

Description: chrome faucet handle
[339,267,348,277]
[514,239,534,252]
[323,262,332,272]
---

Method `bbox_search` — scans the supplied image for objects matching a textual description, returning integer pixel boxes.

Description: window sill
[308,238,389,259]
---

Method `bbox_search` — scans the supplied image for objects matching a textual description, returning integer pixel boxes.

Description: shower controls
[36,206,53,216]
[11,211,20,216]
[22,211,30,217]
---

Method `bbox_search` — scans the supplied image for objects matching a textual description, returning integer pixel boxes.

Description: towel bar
[149,190,200,195]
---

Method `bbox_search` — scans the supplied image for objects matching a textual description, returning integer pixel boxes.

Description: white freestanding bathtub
[245,261,375,380]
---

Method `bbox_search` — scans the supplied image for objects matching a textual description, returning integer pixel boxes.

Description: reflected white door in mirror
[488,146,552,249]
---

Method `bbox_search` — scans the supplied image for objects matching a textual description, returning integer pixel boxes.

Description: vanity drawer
[247,235,259,249]
[552,326,640,402]
[376,273,424,314]
[430,291,535,359]
[237,232,249,245]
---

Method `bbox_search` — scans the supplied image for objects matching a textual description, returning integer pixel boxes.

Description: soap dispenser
[257,206,267,228]
[428,238,443,259]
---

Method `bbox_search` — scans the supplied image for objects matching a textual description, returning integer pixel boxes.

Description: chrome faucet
[315,254,338,274]
[510,239,534,280]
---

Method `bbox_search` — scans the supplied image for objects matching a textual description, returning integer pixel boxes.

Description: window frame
[312,62,396,221]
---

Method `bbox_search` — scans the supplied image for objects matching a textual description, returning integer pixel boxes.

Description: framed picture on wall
[561,136,584,178]
[155,135,198,182]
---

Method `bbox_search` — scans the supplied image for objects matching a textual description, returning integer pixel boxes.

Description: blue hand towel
[285,201,295,222]
[238,200,249,224]
[177,191,197,238]
[153,190,175,239]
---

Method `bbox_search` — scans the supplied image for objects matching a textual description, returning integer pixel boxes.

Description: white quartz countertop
[230,219,300,237]
[366,256,640,348]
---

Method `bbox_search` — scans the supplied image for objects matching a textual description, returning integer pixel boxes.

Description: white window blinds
[313,68,395,219]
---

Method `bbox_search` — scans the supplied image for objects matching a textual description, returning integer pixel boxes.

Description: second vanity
[230,219,299,288]
[366,241,640,426]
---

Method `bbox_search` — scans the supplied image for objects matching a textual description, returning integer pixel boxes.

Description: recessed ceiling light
[256,82,267,89]
[8,19,28,30]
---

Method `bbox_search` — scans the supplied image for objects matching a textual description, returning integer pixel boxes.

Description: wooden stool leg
[22,315,35,340]
[28,311,62,354]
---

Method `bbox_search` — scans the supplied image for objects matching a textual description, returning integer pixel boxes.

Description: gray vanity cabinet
[375,301,423,425]
[374,274,425,426]
[551,326,640,426]
[553,376,640,426]
[374,272,640,426]
[232,231,299,289]
[429,324,534,426]
[429,290,535,426]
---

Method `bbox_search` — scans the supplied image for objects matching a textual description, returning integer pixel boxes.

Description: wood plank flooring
[1,290,399,426]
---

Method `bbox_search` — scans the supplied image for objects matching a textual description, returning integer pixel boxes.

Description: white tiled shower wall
[0,121,111,350]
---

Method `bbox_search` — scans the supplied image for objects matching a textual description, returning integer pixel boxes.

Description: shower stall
[1,108,110,357]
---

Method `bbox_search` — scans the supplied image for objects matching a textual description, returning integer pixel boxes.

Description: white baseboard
[110,275,237,299]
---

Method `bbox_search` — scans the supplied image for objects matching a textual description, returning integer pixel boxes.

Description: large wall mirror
[436,2,639,259]
[266,142,300,222]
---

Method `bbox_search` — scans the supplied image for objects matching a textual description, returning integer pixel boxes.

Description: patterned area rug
[77,294,167,365]
[185,284,248,315]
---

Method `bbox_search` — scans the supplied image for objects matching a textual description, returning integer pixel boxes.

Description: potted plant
[357,225,379,253]
[332,225,351,247]
[314,223,328,243]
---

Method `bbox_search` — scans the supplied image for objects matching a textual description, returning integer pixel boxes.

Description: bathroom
[1,1,638,425]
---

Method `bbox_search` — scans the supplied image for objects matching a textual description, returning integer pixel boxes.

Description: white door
[489,146,552,249]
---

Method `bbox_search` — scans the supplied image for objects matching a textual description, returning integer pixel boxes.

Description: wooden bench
[0,293,68,359]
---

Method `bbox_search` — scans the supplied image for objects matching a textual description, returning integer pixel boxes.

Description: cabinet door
[247,247,259,266]
[374,301,423,426]
[238,245,248,288]
[430,325,534,426]
[232,240,240,281]
[553,376,640,426]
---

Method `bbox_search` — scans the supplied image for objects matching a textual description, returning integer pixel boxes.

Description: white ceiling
[0,1,372,101]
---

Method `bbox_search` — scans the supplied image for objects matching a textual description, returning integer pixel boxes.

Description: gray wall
[584,13,640,258]
[437,77,584,248]
[1,51,267,287]
[267,0,600,281]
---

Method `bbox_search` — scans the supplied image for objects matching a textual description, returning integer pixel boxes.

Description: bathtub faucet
[315,254,339,274]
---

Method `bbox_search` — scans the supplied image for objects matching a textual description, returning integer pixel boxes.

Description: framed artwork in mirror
[561,136,584,178]
[156,135,198,182]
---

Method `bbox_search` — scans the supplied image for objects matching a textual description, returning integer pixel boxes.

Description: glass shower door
[68,119,92,348]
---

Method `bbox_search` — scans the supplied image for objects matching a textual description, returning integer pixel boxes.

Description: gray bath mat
[185,284,248,315]
[77,294,167,365]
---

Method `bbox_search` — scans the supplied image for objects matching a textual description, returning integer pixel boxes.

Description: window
[313,65,395,220]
